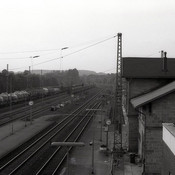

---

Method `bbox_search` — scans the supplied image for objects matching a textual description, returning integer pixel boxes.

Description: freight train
[0,84,89,106]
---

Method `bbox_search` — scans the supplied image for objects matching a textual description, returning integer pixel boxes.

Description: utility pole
[6,64,9,93]
[112,33,123,169]
[40,69,43,103]
[9,72,13,134]
[28,65,33,125]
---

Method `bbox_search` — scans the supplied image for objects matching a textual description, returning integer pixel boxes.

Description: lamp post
[86,108,106,174]
[9,74,13,134]
[86,108,106,141]
[51,142,85,175]
[100,112,103,142]
[28,55,39,125]
[60,47,69,71]
[30,55,40,74]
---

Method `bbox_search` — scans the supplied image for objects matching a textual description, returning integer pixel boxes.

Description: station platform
[0,115,53,158]
[67,113,143,175]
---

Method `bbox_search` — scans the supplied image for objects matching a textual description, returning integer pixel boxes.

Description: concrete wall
[162,125,175,174]
[162,142,175,175]
[138,113,145,159]
[127,115,138,152]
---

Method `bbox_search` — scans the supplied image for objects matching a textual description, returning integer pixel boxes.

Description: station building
[122,57,175,174]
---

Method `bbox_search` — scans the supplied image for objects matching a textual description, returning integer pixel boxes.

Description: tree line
[0,68,80,93]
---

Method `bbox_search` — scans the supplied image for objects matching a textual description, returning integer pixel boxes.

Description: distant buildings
[122,57,175,174]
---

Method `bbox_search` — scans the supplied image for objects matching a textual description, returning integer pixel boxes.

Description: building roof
[122,57,175,78]
[130,81,175,108]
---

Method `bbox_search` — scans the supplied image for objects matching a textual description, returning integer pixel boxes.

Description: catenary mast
[113,33,123,163]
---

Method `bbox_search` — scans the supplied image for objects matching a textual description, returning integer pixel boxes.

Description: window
[143,105,147,111]
[148,103,152,114]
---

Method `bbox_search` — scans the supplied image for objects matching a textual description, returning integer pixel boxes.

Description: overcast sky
[0,0,175,73]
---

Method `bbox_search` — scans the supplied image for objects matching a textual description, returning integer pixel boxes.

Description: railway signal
[29,101,34,106]
[106,119,111,126]
[29,100,34,124]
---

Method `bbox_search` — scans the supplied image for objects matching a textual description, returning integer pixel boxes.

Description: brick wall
[140,93,175,174]
[124,78,175,163]
[125,79,168,152]
[145,128,162,174]
[128,79,167,99]
[138,107,163,174]
[153,93,175,123]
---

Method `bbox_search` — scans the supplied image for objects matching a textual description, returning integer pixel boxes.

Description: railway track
[0,91,80,126]
[0,93,67,117]
[36,103,101,175]
[0,91,102,175]
[0,91,67,113]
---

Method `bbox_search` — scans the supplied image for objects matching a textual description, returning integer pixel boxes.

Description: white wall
[163,124,175,156]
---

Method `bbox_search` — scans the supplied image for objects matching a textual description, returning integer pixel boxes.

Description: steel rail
[40,103,101,175]
[0,95,71,126]
[0,91,101,175]
[8,98,100,175]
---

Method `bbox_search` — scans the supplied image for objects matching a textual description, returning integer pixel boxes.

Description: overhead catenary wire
[0,51,61,60]
[9,35,117,71]
[0,34,117,56]
[0,57,30,60]
[0,48,60,55]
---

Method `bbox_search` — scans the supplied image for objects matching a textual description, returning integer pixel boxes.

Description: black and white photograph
[0,0,174,174]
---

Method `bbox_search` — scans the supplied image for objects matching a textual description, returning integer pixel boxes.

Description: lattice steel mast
[113,33,123,156]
